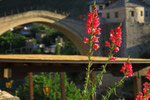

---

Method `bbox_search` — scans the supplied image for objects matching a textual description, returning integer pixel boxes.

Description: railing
[0,5,70,17]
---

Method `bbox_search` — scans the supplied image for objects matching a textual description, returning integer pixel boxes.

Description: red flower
[86,26,92,34]
[93,36,99,43]
[93,17,100,29]
[120,62,133,77]
[84,6,101,51]
[114,47,119,53]
[105,27,122,53]
[146,68,150,80]
[116,27,122,34]
[143,82,149,94]
[94,28,101,35]
[105,41,111,48]
[86,12,92,26]
[110,29,115,37]
[145,95,150,100]
[115,39,122,47]
[110,57,117,62]
[84,37,89,44]
[93,44,99,50]
[144,82,149,88]
[136,92,143,100]
[136,69,150,100]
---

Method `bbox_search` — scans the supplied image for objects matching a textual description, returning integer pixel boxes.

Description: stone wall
[97,22,126,57]
[126,7,145,23]
[98,21,150,58]
[126,22,150,57]
[102,7,126,23]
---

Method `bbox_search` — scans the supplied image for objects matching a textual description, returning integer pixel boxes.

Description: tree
[16,72,82,100]
[0,30,26,53]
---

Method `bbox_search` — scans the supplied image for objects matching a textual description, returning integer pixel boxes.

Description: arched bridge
[0,10,89,55]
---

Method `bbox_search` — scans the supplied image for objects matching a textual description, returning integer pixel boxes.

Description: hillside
[0,0,91,17]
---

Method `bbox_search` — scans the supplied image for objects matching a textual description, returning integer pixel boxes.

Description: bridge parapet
[0,10,89,55]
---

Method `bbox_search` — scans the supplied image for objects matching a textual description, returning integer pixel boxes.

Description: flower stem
[83,33,93,96]
[94,43,115,84]
[102,75,126,100]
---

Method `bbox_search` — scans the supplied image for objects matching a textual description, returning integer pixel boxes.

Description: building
[35,33,47,43]
[89,0,150,23]
[18,26,32,35]
[102,0,150,23]
[26,39,35,53]
[89,0,150,57]
[88,0,118,16]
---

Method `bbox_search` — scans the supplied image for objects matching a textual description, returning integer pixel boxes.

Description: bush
[16,72,81,100]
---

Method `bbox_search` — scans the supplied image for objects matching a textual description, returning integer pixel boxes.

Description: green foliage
[42,36,52,46]
[32,38,37,45]
[61,37,80,55]
[30,23,80,55]
[30,23,57,38]
[31,23,80,55]
[32,48,42,54]
[0,30,26,53]
[16,72,82,100]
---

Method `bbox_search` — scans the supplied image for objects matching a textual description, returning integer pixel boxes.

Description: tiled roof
[88,0,106,5]
[104,0,150,9]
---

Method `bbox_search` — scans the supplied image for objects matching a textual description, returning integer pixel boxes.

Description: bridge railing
[0,5,71,18]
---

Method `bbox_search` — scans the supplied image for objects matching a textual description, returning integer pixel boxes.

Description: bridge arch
[0,10,88,55]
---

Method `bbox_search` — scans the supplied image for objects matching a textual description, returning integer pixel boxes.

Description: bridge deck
[0,54,149,79]
[0,54,149,63]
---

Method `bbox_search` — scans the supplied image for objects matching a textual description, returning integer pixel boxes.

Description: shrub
[16,72,81,100]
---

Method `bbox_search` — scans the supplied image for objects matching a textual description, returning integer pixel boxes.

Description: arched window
[115,12,119,18]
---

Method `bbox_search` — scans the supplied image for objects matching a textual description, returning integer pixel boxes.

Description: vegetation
[32,23,80,55]
[0,30,26,54]
[0,23,79,54]
[16,73,82,100]
[0,23,81,100]
[0,22,81,100]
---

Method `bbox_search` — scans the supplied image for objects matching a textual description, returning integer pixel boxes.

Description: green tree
[0,30,26,53]
[16,72,82,100]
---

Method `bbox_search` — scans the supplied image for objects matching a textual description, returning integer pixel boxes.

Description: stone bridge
[0,10,89,55]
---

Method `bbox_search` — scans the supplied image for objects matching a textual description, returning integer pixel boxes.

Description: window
[146,11,148,17]
[131,11,134,17]
[98,13,102,16]
[107,13,110,19]
[99,5,103,10]
[115,12,119,18]
[141,11,143,16]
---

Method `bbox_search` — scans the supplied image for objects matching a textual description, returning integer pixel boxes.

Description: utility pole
[29,72,34,100]
[56,36,66,100]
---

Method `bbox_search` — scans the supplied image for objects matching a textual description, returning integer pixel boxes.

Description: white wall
[102,7,126,23]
